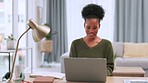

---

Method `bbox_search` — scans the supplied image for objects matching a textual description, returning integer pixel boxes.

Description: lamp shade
[28,19,51,42]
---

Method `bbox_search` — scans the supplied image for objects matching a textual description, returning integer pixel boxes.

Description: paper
[30,72,65,79]
[124,80,148,83]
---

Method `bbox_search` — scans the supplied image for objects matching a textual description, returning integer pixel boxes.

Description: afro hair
[81,4,105,21]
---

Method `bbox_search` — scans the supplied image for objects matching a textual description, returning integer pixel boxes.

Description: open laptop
[64,58,107,82]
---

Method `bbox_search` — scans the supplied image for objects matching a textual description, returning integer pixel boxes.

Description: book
[30,72,65,79]
[33,77,55,83]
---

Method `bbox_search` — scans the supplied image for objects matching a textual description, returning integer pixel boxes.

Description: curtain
[114,0,148,43]
[46,0,68,62]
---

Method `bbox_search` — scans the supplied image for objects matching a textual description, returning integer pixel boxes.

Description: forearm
[107,63,114,76]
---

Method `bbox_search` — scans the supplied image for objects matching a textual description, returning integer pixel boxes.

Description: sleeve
[69,41,77,57]
[106,43,114,76]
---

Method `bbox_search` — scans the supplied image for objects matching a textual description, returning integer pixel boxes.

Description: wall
[66,0,115,51]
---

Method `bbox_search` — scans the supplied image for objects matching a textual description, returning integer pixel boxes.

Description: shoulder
[101,39,112,44]
[71,38,83,44]
[70,38,83,48]
[100,39,112,47]
[100,39,113,51]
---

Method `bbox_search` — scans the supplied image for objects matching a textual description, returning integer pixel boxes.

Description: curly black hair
[81,4,105,22]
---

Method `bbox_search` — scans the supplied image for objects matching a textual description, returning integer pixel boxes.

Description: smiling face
[84,18,100,39]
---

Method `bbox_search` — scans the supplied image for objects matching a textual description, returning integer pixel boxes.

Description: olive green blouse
[69,38,114,76]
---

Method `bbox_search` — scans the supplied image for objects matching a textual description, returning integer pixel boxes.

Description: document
[30,72,65,79]
[124,80,148,83]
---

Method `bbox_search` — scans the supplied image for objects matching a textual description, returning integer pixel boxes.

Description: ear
[98,24,101,29]
[84,23,85,28]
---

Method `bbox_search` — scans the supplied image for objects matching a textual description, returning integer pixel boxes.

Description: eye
[86,26,91,29]
[93,26,97,29]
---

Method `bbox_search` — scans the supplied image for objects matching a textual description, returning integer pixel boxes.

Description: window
[0,12,4,23]
[0,0,29,77]
[18,0,26,48]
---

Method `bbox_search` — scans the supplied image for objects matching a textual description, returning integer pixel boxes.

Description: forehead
[85,18,99,24]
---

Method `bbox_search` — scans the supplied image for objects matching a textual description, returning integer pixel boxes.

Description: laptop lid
[64,58,107,82]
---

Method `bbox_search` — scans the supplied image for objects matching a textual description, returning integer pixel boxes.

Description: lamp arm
[9,27,31,80]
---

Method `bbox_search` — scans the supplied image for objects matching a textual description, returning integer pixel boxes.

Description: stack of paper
[30,72,65,79]
[124,80,148,83]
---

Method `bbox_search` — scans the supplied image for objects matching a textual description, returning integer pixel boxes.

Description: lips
[89,34,95,36]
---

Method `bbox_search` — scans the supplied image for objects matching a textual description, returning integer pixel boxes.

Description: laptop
[64,58,107,82]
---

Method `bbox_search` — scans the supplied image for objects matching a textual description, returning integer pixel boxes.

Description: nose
[89,28,94,32]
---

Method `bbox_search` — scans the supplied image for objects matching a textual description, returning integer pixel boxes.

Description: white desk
[0,47,33,72]
[24,74,148,83]
[53,77,148,83]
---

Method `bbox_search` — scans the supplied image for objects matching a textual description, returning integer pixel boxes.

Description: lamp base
[6,79,15,83]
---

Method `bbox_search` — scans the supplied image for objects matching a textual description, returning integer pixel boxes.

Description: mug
[15,65,24,79]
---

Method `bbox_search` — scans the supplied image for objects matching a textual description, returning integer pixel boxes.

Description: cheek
[85,29,89,33]
[93,29,99,34]
[84,28,89,34]
[96,29,99,32]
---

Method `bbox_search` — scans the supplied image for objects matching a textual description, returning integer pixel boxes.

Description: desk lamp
[6,19,51,83]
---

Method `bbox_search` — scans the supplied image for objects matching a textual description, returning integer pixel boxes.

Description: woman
[69,4,114,76]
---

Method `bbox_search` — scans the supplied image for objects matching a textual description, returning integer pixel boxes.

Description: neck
[85,36,98,41]
[84,36,101,43]
[83,36,102,48]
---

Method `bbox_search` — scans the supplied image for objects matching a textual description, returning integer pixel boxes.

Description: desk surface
[113,67,145,77]
[54,77,148,83]
[25,74,148,83]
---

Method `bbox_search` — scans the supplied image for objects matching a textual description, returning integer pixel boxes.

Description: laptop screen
[64,58,107,82]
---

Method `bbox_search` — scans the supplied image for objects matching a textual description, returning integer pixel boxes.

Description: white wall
[66,0,115,51]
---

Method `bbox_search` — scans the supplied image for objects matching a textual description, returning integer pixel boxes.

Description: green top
[69,38,114,76]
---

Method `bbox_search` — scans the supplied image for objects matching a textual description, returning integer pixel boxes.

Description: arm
[106,43,114,76]
[69,41,77,57]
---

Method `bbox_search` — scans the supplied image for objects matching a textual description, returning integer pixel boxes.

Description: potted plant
[40,23,57,53]
[5,34,16,50]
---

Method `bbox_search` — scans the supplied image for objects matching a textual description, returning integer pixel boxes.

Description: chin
[88,36,95,39]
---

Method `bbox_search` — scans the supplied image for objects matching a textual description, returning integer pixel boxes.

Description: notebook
[64,58,107,82]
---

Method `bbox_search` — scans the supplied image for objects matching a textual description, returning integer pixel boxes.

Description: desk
[54,77,148,83]
[24,74,148,83]
[112,67,145,77]
[0,47,33,72]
